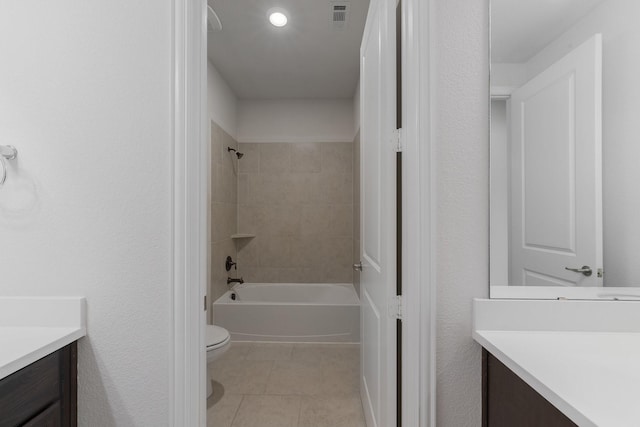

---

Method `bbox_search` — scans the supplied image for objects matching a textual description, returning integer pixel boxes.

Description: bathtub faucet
[227,277,244,286]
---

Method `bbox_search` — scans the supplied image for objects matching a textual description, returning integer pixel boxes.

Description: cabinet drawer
[22,402,61,427]
[0,352,60,427]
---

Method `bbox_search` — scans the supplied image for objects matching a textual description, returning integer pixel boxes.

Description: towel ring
[0,145,18,186]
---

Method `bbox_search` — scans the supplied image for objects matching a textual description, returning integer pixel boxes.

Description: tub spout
[227,277,244,286]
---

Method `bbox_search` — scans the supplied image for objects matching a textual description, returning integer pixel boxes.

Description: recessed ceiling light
[269,10,288,27]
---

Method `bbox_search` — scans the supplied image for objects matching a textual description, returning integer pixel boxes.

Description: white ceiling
[207,0,369,99]
[492,0,606,63]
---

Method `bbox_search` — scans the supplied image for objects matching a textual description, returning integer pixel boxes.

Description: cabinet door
[0,353,60,427]
[0,343,76,427]
[483,350,577,427]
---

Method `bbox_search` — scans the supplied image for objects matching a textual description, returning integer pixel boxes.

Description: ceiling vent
[330,2,349,29]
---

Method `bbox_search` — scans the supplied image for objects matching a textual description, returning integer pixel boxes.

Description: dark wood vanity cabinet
[0,343,77,427]
[483,349,576,427]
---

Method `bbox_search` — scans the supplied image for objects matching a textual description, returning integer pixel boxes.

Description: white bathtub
[213,283,360,343]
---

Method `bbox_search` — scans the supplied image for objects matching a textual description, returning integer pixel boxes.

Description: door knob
[565,266,592,277]
[353,262,363,272]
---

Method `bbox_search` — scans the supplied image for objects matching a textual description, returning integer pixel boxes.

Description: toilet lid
[206,325,230,349]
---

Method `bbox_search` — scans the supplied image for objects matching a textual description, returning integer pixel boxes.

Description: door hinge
[204,295,207,311]
[389,295,403,320]
[393,128,403,152]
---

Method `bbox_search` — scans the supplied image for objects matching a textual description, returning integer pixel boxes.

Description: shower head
[227,147,244,159]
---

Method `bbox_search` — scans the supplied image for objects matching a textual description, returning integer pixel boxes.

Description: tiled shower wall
[209,121,239,322]
[352,131,361,296]
[237,142,354,283]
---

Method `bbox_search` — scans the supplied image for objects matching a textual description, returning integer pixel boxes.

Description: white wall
[491,63,527,89]
[0,1,173,425]
[207,60,238,138]
[237,99,355,143]
[433,0,489,425]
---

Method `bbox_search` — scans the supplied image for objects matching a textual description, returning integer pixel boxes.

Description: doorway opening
[204,0,386,425]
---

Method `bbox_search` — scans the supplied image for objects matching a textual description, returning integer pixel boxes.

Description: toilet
[206,324,231,398]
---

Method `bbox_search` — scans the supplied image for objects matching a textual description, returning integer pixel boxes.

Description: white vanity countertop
[474,299,640,427]
[0,297,86,380]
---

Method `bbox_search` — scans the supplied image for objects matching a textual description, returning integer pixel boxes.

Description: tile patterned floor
[207,342,365,427]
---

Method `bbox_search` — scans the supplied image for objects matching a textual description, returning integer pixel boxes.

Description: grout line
[295,394,303,427]
[229,394,245,427]
[263,359,276,394]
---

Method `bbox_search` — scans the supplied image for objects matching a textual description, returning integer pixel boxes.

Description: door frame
[171,0,208,425]
[400,0,436,425]
[170,0,437,425]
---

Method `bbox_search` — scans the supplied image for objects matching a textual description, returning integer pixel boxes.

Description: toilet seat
[206,325,231,351]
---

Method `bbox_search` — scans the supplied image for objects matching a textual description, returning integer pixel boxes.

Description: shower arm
[227,147,244,159]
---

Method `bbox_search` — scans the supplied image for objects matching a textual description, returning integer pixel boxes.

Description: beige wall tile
[209,119,239,317]
[321,142,353,173]
[211,164,225,203]
[211,203,224,243]
[240,266,281,283]
[300,205,332,236]
[220,127,238,168]
[211,202,236,244]
[321,237,353,267]
[260,173,299,205]
[300,204,351,238]
[324,266,354,283]
[211,239,236,303]
[303,268,330,283]
[289,236,324,268]
[237,237,259,268]
[222,162,238,204]
[328,204,353,237]
[322,237,353,283]
[276,268,316,283]
[260,143,291,173]
[237,206,265,235]
[237,173,256,206]
[289,173,323,204]
[238,143,260,173]
[210,122,222,166]
[234,141,355,284]
[258,236,292,268]
[290,142,321,173]
[261,204,301,237]
[321,172,353,203]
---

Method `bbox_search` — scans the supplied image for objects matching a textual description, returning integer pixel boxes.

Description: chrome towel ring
[0,145,18,186]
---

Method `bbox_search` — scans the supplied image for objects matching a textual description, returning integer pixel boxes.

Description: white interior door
[359,0,397,425]
[510,34,603,287]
